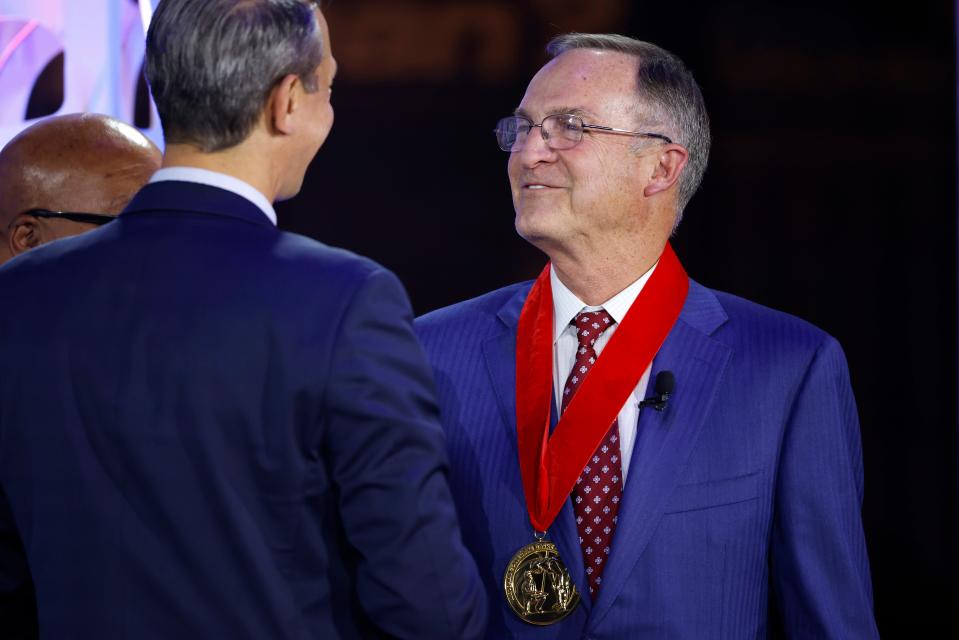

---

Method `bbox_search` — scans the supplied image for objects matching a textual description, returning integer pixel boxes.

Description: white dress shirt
[149,167,277,226]
[551,264,657,483]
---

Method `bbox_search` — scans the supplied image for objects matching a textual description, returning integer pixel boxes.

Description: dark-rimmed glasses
[494,114,672,153]
[17,209,117,227]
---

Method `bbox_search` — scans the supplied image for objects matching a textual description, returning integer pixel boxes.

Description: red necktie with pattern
[564,309,623,598]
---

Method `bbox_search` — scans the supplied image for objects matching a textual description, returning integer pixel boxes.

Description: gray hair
[146,0,324,152]
[547,33,711,217]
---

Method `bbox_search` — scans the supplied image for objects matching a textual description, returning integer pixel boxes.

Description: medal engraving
[503,541,580,625]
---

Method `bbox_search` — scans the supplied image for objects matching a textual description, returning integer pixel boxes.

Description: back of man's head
[0,113,161,265]
[146,0,324,153]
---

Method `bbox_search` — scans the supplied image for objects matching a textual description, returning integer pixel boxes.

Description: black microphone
[639,371,675,412]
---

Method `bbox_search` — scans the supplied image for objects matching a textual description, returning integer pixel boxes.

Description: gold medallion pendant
[503,540,580,625]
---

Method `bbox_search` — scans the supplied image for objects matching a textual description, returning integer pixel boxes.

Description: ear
[643,145,689,198]
[268,74,301,136]
[8,215,43,256]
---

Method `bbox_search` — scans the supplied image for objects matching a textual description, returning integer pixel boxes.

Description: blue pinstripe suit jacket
[415,277,879,639]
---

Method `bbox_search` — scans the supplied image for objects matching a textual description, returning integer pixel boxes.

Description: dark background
[275,0,956,635]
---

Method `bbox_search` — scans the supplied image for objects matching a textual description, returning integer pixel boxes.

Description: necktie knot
[562,309,615,414]
[573,310,615,349]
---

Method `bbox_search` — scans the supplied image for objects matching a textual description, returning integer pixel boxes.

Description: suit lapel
[480,284,528,455]
[586,282,733,631]
[552,484,593,614]
[549,393,593,613]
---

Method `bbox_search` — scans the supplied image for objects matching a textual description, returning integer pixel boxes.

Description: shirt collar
[149,167,277,226]
[550,262,658,343]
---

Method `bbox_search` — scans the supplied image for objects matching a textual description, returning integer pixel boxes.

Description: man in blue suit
[415,34,878,638]
[0,1,485,638]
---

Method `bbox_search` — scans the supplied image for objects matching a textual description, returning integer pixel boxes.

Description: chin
[276,177,306,202]
[514,212,562,251]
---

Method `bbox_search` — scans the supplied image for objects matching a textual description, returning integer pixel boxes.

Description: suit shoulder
[271,230,386,280]
[416,281,531,336]
[0,227,96,283]
[265,230,416,309]
[706,285,841,357]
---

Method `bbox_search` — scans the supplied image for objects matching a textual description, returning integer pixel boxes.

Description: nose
[516,124,557,168]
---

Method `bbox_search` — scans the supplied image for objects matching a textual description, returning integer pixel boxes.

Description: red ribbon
[515,243,689,533]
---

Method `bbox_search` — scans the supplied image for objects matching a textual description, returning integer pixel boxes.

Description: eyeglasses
[494,114,672,153]
[18,209,117,227]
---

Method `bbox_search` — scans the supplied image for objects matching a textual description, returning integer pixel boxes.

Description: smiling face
[509,49,667,261]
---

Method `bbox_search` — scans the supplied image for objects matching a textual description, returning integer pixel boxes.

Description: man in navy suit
[415,34,879,638]
[0,1,485,638]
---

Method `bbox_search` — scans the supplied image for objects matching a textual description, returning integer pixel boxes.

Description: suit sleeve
[770,336,879,638]
[0,486,38,639]
[322,267,487,640]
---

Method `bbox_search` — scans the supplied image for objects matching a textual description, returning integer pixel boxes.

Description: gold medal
[503,539,580,625]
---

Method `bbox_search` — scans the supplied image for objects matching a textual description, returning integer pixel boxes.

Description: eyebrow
[513,106,598,121]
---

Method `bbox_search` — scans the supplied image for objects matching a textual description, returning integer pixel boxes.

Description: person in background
[415,33,878,638]
[0,112,161,266]
[0,1,486,638]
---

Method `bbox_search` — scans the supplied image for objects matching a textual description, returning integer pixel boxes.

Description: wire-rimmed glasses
[494,113,672,153]
[17,209,117,227]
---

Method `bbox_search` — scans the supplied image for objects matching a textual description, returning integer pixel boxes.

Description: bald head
[0,113,161,265]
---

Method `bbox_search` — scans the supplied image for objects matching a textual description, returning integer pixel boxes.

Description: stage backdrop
[0,0,160,148]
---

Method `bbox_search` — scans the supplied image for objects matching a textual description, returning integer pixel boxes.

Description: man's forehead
[517,49,638,116]
[534,48,637,83]
[315,7,331,50]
